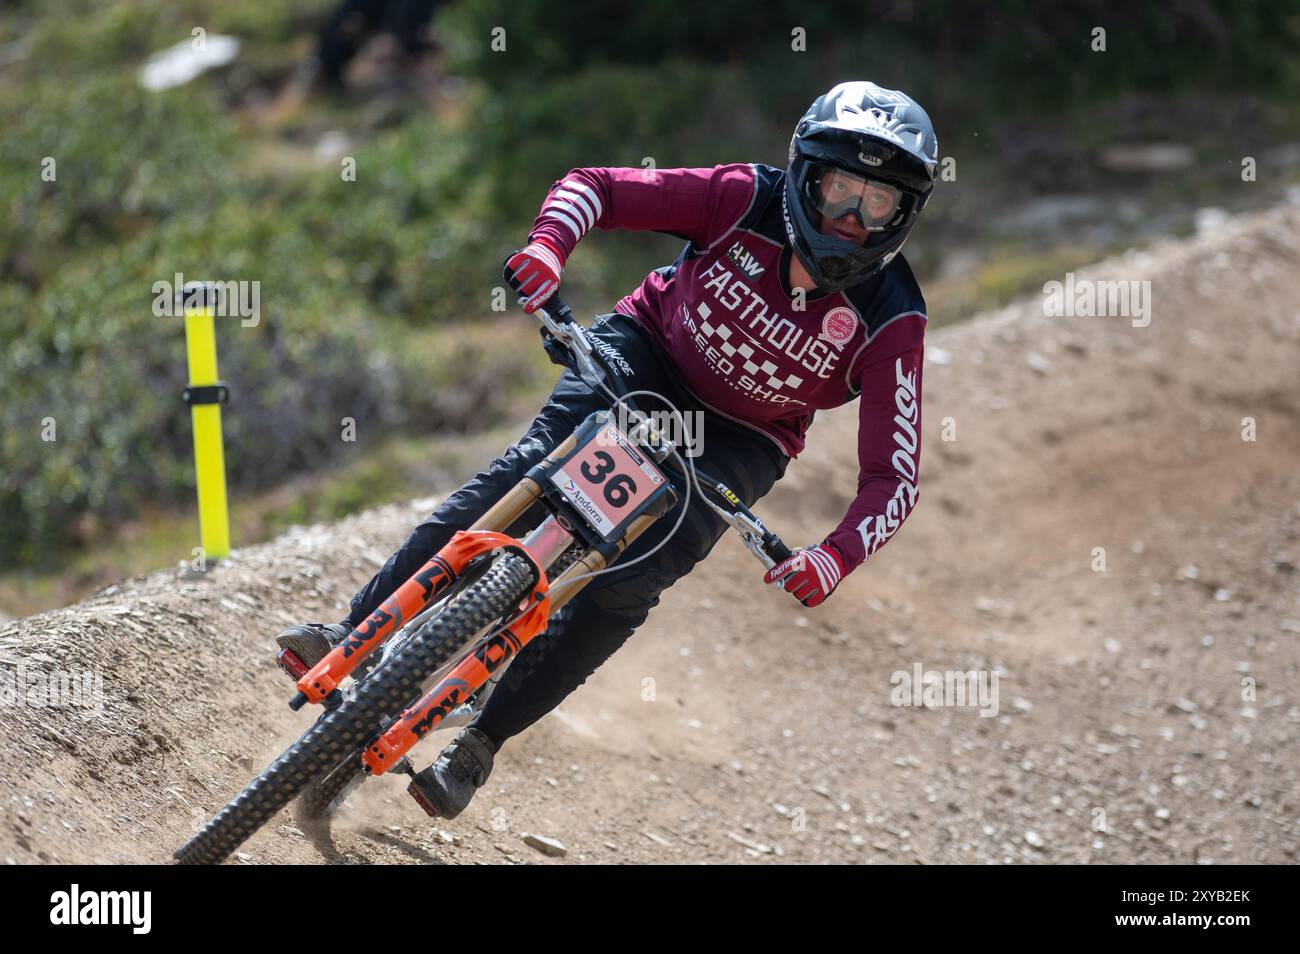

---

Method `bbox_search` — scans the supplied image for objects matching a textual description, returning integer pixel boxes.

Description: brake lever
[720,509,779,572]
[533,299,607,392]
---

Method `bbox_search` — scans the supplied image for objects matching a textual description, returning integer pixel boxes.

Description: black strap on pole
[181,383,231,405]
[175,280,224,313]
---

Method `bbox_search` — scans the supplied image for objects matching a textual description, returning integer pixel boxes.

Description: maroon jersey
[528,164,925,573]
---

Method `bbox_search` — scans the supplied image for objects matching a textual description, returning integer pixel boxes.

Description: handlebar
[766,537,794,565]
[539,291,578,326]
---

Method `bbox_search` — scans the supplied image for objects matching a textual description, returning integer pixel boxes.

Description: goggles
[804,163,905,231]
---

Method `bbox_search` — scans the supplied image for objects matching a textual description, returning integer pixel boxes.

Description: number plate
[549,422,666,540]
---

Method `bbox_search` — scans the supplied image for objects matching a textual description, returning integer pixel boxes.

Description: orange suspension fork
[361,580,551,776]
[289,530,542,709]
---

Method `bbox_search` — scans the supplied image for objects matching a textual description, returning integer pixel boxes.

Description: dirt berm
[3,203,1298,864]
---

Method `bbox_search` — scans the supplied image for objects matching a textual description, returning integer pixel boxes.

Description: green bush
[0,222,535,566]
[439,0,1300,119]
[0,84,537,568]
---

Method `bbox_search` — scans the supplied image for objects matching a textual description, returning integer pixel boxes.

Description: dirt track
[2,203,1298,864]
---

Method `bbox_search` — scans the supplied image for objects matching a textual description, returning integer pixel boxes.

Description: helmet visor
[804,163,905,232]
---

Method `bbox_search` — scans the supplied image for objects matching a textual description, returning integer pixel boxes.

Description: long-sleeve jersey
[527,163,925,573]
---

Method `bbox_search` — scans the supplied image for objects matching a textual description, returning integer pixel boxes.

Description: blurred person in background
[312,0,440,90]
[268,0,441,118]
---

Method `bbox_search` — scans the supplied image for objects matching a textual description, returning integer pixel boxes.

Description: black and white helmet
[783,81,939,292]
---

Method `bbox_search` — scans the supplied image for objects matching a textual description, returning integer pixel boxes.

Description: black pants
[344,312,789,750]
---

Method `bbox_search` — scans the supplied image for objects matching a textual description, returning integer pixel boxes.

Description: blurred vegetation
[1,0,1298,582]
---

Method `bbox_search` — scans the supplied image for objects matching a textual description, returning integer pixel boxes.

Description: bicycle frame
[286,291,794,782]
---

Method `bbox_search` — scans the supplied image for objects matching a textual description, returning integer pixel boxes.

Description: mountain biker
[276,80,937,819]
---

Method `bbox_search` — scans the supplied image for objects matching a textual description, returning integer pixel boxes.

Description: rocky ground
[2,201,1297,865]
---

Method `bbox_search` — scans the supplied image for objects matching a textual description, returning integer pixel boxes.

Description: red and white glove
[504,239,565,313]
[763,543,846,608]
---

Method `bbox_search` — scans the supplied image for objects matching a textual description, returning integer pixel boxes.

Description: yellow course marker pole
[180,282,231,560]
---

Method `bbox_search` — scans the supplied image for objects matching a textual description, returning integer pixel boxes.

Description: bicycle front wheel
[173,550,535,865]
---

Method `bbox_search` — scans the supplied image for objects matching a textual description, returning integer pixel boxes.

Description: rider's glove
[763,542,846,608]
[504,239,565,313]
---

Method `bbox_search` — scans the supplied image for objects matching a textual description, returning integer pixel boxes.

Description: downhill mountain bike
[173,287,794,865]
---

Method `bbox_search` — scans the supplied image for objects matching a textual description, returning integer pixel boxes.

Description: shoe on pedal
[275,621,352,679]
[407,727,496,819]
